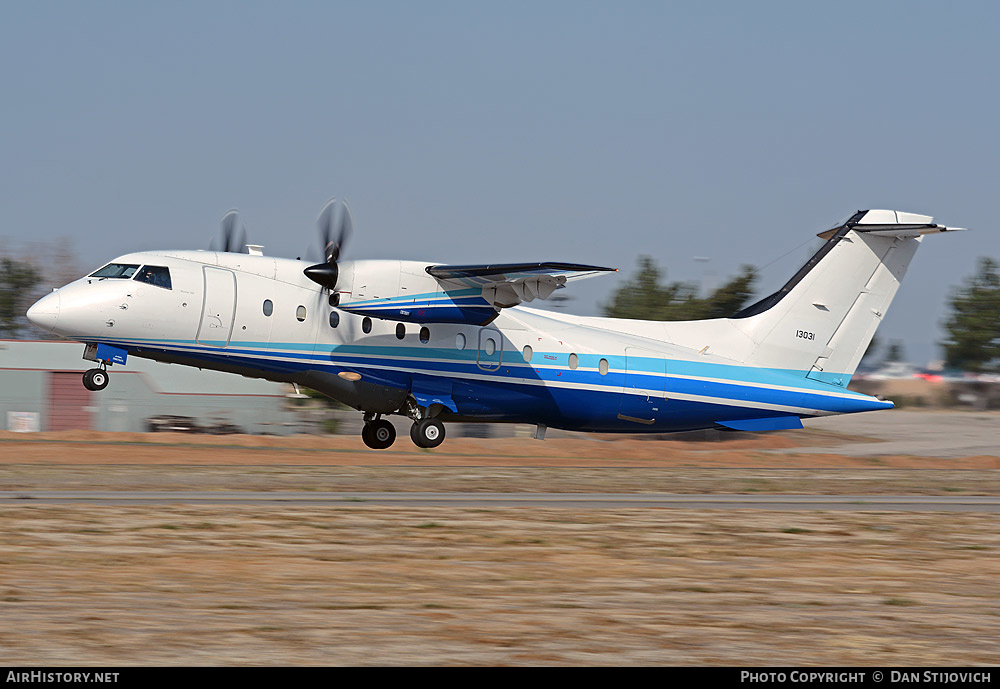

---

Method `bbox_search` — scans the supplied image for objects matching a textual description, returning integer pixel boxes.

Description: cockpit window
[134,265,172,290]
[90,263,140,279]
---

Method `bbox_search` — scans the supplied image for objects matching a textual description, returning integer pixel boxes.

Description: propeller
[304,198,352,291]
[210,209,248,253]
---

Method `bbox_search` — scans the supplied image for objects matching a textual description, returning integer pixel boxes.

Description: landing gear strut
[82,366,109,392]
[361,416,396,450]
[410,418,445,449]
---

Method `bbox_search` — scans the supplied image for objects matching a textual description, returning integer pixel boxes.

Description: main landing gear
[361,416,396,450]
[410,418,445,449]
[360,414,447,450]
[82,366,110,391]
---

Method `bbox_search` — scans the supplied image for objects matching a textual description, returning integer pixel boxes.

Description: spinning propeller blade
[305,198,352,290]
[211,209,248,253]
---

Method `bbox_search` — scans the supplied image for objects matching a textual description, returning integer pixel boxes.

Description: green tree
[941,257,1000,372]
[0,257,42,338]
[885,340,906,363]
[602,255,758,321]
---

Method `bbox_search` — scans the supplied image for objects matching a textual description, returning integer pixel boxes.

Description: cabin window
[419,326,430,343]
[296,305,307,322]
[396,323,406,340]
[568,353,579,370]
[362,317,373,334]
[599,358,609,375]
[455,333,466,350]
[90,263,139,279]
[329,293,340,307]
[263,299,273,317]
[522,345,533,362]
[134,265,172,289]
[484,338,496,356]
[329,311,339,328]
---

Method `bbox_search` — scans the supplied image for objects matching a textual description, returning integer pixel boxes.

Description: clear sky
[2,1,996,365]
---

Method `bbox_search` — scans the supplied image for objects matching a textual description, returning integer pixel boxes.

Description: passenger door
[196,267,237,347]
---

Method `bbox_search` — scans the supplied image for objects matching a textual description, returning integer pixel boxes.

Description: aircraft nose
[26,291,60,332]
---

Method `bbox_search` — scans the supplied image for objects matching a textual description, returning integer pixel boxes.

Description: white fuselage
[27,248,892,434]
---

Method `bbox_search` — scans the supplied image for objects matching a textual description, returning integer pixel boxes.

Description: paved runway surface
[4,491,999,511]
[798,411,1000,458]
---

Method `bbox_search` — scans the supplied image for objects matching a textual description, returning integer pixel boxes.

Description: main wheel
[362,419,396,450]
[82,368,109,391]
[410,418,445,449]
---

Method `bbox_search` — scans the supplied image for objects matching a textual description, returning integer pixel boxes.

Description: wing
[426,262,616,307]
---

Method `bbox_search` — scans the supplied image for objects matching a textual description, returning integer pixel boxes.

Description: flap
[426,262,615,285]
[427,262,616,308]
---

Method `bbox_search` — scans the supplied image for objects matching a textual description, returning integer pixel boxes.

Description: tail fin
[727,210,963,386]
[660,210,964,387]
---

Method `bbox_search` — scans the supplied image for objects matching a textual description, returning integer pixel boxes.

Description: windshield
[90,263,140,279]
[134,265,172,289]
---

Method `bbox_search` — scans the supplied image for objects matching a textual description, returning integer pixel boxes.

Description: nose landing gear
[82,367,109,391]
[81,343,127,392]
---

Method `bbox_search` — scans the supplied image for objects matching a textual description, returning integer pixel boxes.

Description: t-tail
[668,210,964,388]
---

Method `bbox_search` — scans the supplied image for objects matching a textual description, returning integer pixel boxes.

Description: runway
[3,490,999,511]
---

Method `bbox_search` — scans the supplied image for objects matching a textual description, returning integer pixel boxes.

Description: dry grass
[0,505,997,665]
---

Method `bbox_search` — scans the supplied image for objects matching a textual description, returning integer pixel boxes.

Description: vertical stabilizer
[727,210,963,386]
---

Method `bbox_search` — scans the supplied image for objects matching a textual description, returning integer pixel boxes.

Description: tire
[410,418,445,449]
[362,419,396,450]
[82,368,109,391]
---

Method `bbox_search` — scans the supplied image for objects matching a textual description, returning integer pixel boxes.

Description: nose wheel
[361,418,396,450]
[410,418,445,448]
[82,367,109,391]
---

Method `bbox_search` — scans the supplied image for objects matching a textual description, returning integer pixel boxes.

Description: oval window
[263,299,273,317]
[419,326,430,343]
[568,353,579,370]
[296,305,307,322]
[362,317,373,334]
[599,358,609,375]
[456,333,466,350]
[329,293,340,307]
[484,338,496,356]
[522,345,533,362]
[396,323,406,340]
[329,311,340,328]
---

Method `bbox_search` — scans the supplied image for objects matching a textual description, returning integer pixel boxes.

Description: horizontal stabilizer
[717,416,804,432]
[817,209,965,240]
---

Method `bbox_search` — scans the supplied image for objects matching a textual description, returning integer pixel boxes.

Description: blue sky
[2,1,996,364]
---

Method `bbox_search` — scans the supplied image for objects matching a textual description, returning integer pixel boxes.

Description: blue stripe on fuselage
[92,335,891,430]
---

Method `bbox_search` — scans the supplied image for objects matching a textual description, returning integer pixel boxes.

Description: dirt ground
[0,423,998,665]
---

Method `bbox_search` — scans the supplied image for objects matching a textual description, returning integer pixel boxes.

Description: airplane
[26,202,962,449]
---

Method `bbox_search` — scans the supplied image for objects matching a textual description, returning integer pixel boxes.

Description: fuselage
[26,249,890,434]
